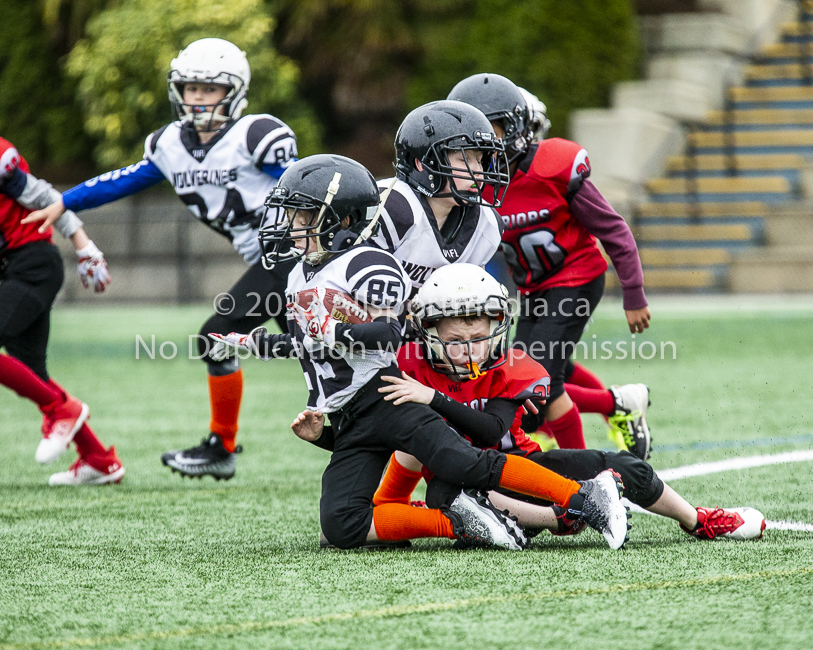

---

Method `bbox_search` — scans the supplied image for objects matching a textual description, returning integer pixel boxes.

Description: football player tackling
[374,264,766,542]
[217,153,630,550]
[25,38,298,480]
[448,74,653,459]
[1,137,122,485]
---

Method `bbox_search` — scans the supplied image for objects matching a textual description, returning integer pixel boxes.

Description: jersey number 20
[501,229,566,286]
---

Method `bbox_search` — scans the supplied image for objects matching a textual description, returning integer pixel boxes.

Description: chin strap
[304,172,342,264]
[354,177,398,246]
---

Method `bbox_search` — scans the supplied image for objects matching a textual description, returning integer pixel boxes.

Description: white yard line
[622,450,813,532]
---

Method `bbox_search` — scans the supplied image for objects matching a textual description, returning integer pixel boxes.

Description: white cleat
[608,384,651,460]
[446,490,527,551]
[49,447,125,486]
[573,470,630,550]
[36,398,89,464]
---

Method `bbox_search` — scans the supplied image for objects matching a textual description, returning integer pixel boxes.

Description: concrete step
[729,245,813,292]
[729,86,813,105]
[666,153,805,171]
[647,176,791,194]
[605,268,720,291]
[744,63,813,81]
[636,223,756,242]
[706,109,813,126]
[758,42,813,61]
[636,201,767,218]
[763,202,813,245]
[688,129,813,154]
[639,247,732,266]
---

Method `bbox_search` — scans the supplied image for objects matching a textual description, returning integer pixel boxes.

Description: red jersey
[494,138,607,295]
[0,137,52,253]
[397,342,549,457]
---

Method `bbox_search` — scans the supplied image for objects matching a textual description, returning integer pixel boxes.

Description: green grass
[1,300,812,650]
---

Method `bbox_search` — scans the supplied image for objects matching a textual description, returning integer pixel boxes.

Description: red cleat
[49,446,125,486]
[682,507,766,540]
[36,396,89,464]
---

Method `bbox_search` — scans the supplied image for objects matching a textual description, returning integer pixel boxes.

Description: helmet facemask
[414,301,513,381]
[167,72,247,131]
[260,180,348,269]
[486,105,531,164]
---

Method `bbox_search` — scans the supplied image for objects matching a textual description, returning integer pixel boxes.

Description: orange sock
[372,503,455,541]
[499,454,581,506]
[208,369,243,452]
[373,454,423,506]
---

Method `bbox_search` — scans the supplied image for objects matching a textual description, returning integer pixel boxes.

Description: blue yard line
[732,101,813,109]
[649,433,813,453]
[637,240,756,248]
[648,192,791,204]
[703,123,813,132]
[636,217,765,227]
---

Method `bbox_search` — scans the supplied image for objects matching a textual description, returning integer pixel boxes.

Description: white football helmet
[518,87,551,142]
[411,264,513,380]
[167,38,250,129]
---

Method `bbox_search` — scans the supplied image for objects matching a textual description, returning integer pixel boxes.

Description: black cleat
[161,433,242,480]
[445,490,527,551]
[567,470,630,550]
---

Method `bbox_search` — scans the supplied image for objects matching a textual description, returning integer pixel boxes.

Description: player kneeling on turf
[372,264,766,543]
[212,153,630,550]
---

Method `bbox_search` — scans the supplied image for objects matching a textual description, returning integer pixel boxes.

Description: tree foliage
[407,0,640,139]
[67,0,321,169]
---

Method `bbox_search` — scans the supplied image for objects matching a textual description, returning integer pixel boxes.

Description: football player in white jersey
[24,38,298,480]
[216,154,630,550]
[371,100,509,293]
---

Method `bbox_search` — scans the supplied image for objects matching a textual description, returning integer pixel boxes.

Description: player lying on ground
[214,153,629,550]
[0,137,122,485]
[24,38,299,480]
[448,74,652,459]
[371,264,765,542]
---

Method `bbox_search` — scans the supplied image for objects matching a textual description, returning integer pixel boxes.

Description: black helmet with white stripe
[259,154,381,269]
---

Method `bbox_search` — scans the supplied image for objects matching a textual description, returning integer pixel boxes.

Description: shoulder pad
[145,124,172,158]
[530,138,591,192]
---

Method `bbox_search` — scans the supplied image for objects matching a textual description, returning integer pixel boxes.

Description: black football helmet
[259,154,381,269]
[447,74,531,164]
[394,100,509,207]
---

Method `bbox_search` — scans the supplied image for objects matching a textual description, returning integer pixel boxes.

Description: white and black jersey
[145,115,297,264]
[370,178,503,291]
[285,245,412,413]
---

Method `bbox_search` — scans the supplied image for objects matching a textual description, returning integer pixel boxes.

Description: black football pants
[320,366,507,549]
[197,258,295,375]
[0,242,64,381]
[513,273,605,430]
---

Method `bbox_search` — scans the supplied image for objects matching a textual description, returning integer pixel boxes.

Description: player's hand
[291,409,324,442]
[208,328,265,362]
[379,371,436,406]
[625,306,651,334]
[522,398,545,415]
[292,302,339,347]
[21,198,66,233]
[76,240,111,293]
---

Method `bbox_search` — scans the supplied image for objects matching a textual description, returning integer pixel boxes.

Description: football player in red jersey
[373,265,766,542]
[448,74,652,460]
[0,137,123,485]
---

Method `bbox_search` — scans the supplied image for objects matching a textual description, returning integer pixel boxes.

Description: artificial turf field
[1,297,812,650]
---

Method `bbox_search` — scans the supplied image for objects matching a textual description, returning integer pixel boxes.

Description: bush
[67,0,322,169]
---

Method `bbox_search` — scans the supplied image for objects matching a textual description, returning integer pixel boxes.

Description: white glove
[76,240,111,293]
[208,327,267,362]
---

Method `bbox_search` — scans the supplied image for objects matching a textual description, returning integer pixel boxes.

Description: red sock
[73,422,106,458]
[372,503,455,541]
[208,369,243,452]
[373,454,423,506]
[499,454,581,506]
[565,384,615,416]
[0,355,61,407]
[547,404,586,449]
[567,363,606,390]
